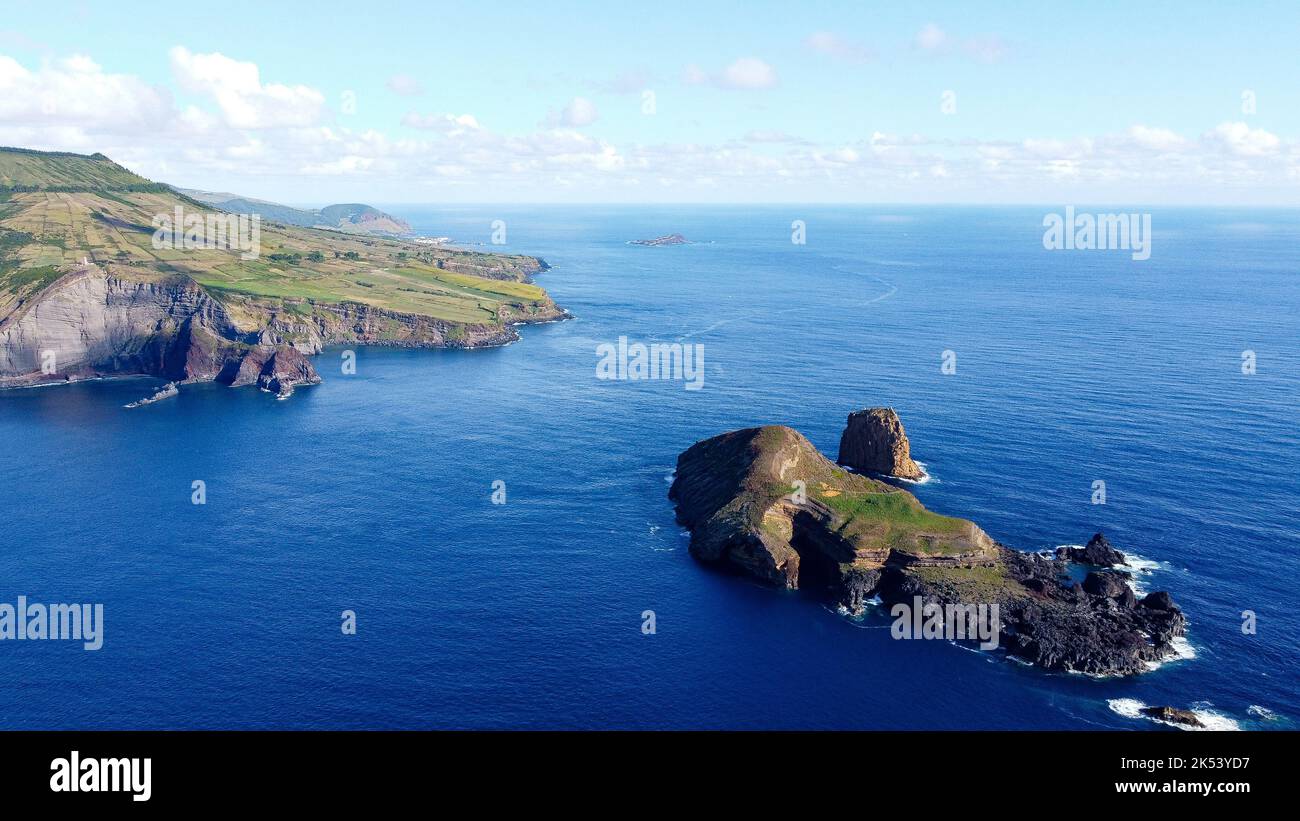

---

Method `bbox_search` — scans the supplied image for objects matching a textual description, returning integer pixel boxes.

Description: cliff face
[671,419,1187,676]
[0,265,321,393]
[0,261,566,394]
[837,407,924,479]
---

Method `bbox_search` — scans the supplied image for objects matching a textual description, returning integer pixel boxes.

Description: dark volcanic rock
[1057,532,1127,566]
[214,343,321,397]
[836,407,924,480]
[1141,591,1175,611]
[256,346,320,396]
[672,420,1188,676]
[1082,570,1130,599]
[1141,706,1205,728]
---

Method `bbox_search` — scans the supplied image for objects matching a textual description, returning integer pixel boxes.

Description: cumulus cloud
[1206,121,1280,156]
[0,54,173,131]
[2,49,1297,203]
[804,32,873,63]
[385,74,424,96]
[1127,125,1187,152]
[169,46,324,129]
[683,58,778,90]
[402,112,481,133]
[557,96,599,127]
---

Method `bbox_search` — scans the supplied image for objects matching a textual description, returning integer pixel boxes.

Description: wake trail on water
[675,270,897,341]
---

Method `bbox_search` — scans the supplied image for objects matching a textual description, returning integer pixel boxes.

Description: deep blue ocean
[2,206,1297,729]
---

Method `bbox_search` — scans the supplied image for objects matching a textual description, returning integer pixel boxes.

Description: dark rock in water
[671,418,1188,676]
[836,407,924,480]
[256,347,320,397]
[1141,706,1205,728]
[1082,570,1130,599]
[630,233,690,246]
[1057,532,1127,566]
[1141,591,1175,611]
[216,343,321,397]
[124,381,179,409]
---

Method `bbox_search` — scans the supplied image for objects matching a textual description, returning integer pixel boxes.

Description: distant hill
[174,188,412,236]
[0,146,163,191]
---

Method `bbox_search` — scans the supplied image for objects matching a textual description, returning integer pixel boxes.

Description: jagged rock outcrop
[837,407,925,480]
[671,420,1187,676]
[124,381,179,409]
[1141,706,1205,728]
[1056,532,1128,566]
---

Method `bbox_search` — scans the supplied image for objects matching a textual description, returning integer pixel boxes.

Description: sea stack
[837,407,924,480]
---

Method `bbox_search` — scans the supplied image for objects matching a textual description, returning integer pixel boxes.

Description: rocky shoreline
[669,409,1187,676]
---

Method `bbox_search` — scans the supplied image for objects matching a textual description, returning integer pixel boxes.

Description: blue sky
[1,0,1297,203]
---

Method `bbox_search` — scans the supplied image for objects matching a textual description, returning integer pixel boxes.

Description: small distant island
[630,233,690,246]
[669,408,1187,676]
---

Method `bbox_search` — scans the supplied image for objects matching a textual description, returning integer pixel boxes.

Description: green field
[816,485,976,555]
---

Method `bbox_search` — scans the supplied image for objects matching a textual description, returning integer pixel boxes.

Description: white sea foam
[1108,698,1240,731]
[1144,635,1197,672]
[895,461,934,485]
[1247,705,1279,721]
[1108,698,1145,720]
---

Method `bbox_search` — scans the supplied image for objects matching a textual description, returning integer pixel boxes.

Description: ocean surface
[1,205,1297,730]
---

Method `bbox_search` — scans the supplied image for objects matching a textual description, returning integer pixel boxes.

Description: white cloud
[1128,125,1187,152]
[719,58,778,90]
[804,32,873,63]
[682,58,778,90]
[0,54,173,131]
[914,24,1008,63]
[2,49,1297,203]
[1206,121,1280,156]
[385,74,424,96]
[916,24,949,51]
[169,46,324,129]
[402,112,481,133]
[558,96,599,127]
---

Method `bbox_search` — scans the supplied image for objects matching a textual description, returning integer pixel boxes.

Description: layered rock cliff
[0,264,321,394]
[670,419,1187,676]
[0,261,564,394]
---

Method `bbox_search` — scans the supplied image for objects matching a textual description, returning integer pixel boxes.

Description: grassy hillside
[0,148,558,329]
[0,147,159,190]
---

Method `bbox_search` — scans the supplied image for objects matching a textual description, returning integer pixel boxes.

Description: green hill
[0,146,162,191]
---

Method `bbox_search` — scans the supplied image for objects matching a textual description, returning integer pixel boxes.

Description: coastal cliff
[0,264,323,395]
[0,147,569,396]
[669,419,1187,676]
